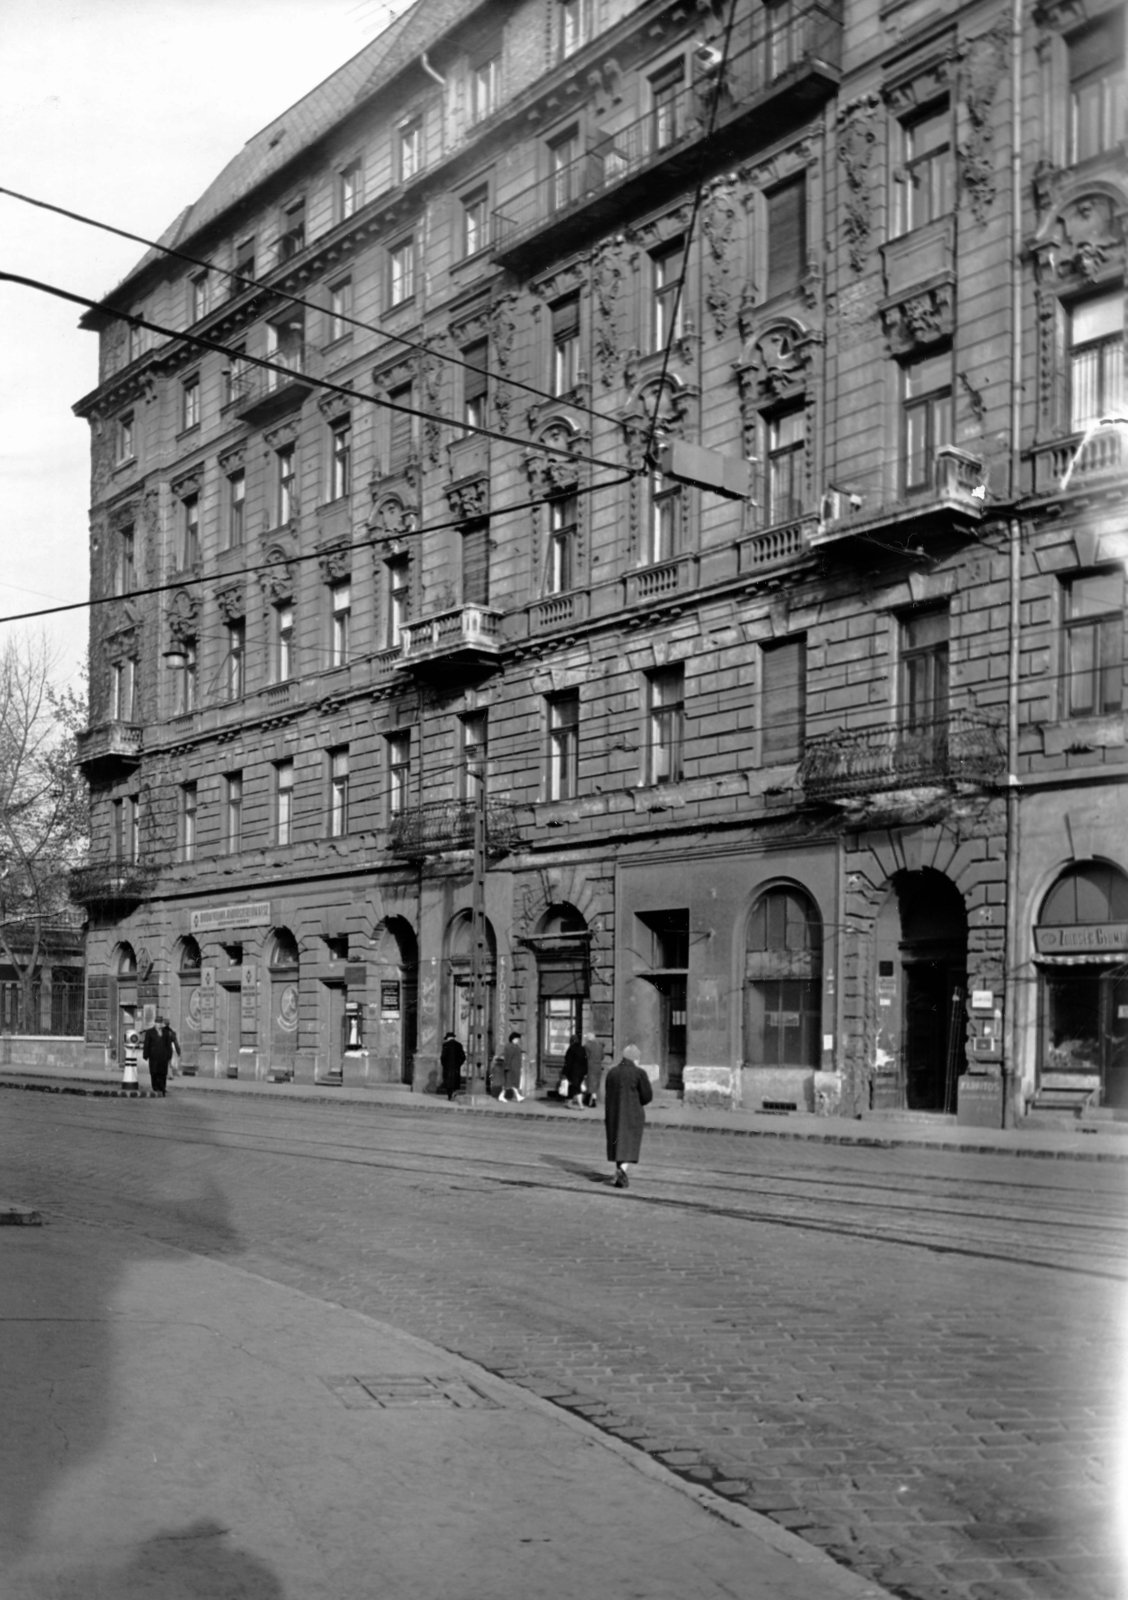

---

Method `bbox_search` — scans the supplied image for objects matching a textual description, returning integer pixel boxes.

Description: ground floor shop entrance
[875,870,968,1113]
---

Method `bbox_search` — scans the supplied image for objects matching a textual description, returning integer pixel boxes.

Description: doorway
[874,870,967,1112]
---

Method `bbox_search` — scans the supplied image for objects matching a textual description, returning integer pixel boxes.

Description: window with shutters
[328,277,352,343]
[1063,569,1124,717]
[180,783,198,863]
[388,383,418,471]
[462,188,490,257]
[339,161,363,222]
[389,236,415,306]
[549,126,581,212]
[551,296,581,395]
[398,118,422,182]
[760,637,806,764]
[117,411,135,463]
[1069,12,1125,163]
[650,242,684,351]
[226,619,245,700]
[385,555,410,648]
[461,522,490,606]
[226,469,245,547]
[278,198,306,261]
[1069,292,1124,431]
[649,58,685,153]
[462,341,488,435]
[327,746,350,836]
[899,608,949,734]
[329,581,351,667]
[558,0,591,59]
[471,53,500,123]
[274,760,294,845]
[115,526,136,595]
[546,692,579,800]
[387,731,411,817]
[329,417,352,500]
[111,658,136,722]
[225,773,243,854]
[766,176,806,298]
[460,713,488,799]
[181,375,201,432]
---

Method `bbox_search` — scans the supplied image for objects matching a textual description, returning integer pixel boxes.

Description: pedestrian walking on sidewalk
[440,1032,466,1100]
[604,1044,652,1188]
[500,1031,525,1102]
[142,1016,180,1096]
[582,1031,605,1108]
[562,1034,587,1106]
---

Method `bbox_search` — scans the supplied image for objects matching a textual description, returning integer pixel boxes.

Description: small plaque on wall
[380,981,401,1014]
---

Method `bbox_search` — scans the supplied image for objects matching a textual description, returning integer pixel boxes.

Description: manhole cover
[323,1375,501,1410]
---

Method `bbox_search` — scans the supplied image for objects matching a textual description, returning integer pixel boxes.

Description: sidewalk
[1,1055,1126,1161]
[0,1216,894,1600]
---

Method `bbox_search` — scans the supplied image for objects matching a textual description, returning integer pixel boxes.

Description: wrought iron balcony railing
[228,345,317,423]
[69,858,160,909]
[388,798,522,858]
[492,0,841,260]
[799,711,1005,800]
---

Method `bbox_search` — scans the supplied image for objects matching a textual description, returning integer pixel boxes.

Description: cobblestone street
[3,1090,1124,1600]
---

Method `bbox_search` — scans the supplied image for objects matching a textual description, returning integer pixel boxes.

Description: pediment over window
[522,417,588,497]
[740,318,820,401]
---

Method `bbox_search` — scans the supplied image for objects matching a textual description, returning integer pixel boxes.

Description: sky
[0,0,409,693]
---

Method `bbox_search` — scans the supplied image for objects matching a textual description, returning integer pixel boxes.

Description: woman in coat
[603,1044,652,1187]
[500,1031,525,1102]
[439,1032,465,1100]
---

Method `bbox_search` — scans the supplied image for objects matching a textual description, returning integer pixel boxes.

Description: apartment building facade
[73,0,1126,1120]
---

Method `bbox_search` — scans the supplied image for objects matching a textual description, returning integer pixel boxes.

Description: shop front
[1034,862,1128,1110]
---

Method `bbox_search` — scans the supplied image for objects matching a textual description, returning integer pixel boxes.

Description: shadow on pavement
[56,1519,285,1600]
[0,1094,245,1581]
[539,1151,613,1185]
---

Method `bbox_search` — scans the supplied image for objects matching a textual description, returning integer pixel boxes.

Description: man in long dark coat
[603,1044,652,1187]
[142,1017,180,1096]
[439,1032,465,1099]
[562,1034,587,1106]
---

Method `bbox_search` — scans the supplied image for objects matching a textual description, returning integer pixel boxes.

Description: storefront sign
[240,964,258,1028]
[380,981,401,1014]
[190,902,272,934]
[970,990,994,1011]
[1034,923,1128,956]
[198,967,216,1031]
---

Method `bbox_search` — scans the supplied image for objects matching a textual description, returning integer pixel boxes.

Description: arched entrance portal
[528,904,590,1093]
[267,930,300,1081]
[176,937,201,1073]
[444,911,496,1074]
[1036,862,1128,1109]
[374,917,418,1085]
[114,943,138,1072]
[875,870,968,1112]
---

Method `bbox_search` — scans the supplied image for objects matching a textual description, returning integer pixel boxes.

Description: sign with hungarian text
[190,902,272,934]
[1034,923,1128,956]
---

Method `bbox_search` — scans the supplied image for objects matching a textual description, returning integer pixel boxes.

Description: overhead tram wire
[640,0,743,471]
[0,184,625,432]
[0,270,624,480]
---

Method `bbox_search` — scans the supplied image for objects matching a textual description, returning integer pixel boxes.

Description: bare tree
[0,634,89,1025]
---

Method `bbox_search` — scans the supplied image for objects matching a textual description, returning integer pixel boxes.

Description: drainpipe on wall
[1002,0,1025,1127]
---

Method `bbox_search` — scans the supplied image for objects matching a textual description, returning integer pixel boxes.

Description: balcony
[399,605,504,677]
[388,798,522,858]
[491,0,841,270]
[812,446,986,548]
[69,858,158,911]
[624,555,699,608]
[1029,426,1126,499]
[228,345,316,426]
[799,711,1005,801]
[738,515,815,574]
[75,721,142,780]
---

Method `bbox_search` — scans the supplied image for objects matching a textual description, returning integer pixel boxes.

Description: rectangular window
[651,243,684,351]
[276,443,296,524]
[180,782,197,862]
[225,772,243,854]
[767,407,806,523]
[111,657,136,722]
[761,637,806,764]
[278,198,306,260]
[182,375,200,431]
[180,494,200,569]
[339,161,362,220]
[895,102,953,236]
[648,471,681,563]
[766,0,799,78]
[471,55,500,122]
[462,188,490,256]
[389,237,415,305]
[275,760,294,846]
[227,469,245,547]
[226,619,246,700]
[1065,570,1124,716]
[386,555,410,647]
[190,270,212,323]
[398,118,421,181]
[329,580,351,667]
[462,340,489,434]
[650,59,685,152]
[461,522,490,606]
[1069,13,1126,163]
[117,411,135,462]
[172,638,197,716]
[902,350,952,492]
[460,712,488,799]
[547,691,579,800]
[1069,292,1124,431]
[114,795,139,863]
[766,175,806,297]
[274,603,294,682]
[224,344,247,407]
[647,666,685,785]
[899,608,950,732]
[388,383,418,470]
[115,526,136,595]
[549,127,581,211]
[128,321,143,363]
[547,495,577,593]
[233,236,255,283]
[328,746,349,836]
[387,731,411,816]
[328,277,353,342]
[551,296,580,395]
[559,0,590,58]
[330,417,352,500]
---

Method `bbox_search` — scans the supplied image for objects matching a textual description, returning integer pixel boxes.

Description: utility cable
[0,184,626,431]
[0,270,629,476]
